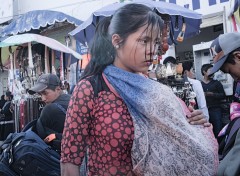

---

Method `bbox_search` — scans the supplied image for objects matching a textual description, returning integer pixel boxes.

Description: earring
[115,44,120,49]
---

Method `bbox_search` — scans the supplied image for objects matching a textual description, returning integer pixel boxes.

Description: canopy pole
[28,42,34,69]
[60,52,64,80]
[9,46,14,92]
[51,49,56,75]
[0,48,3,71]
[44,46,49,74]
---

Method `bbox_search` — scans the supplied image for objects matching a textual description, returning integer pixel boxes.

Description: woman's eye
[155,41,161,45]
[138,39,147,44]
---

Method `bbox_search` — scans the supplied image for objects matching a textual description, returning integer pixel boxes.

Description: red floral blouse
[61,75,134,175]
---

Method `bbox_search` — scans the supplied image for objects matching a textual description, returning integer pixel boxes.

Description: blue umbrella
[1,10,82,37]
[69,0,202,45]
[233,0,240,13]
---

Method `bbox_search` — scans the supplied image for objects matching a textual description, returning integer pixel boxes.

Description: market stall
[0,33,82,132]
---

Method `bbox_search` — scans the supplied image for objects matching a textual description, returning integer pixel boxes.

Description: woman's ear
[112,34,121,48]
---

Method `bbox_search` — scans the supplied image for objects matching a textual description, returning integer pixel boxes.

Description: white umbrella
[0,33,82,60]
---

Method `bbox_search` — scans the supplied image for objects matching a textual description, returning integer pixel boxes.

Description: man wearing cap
[28,73,71,152]
[209,32,240,80]
[209,32,240,175]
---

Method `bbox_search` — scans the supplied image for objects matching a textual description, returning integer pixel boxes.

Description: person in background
[182,61,209,120]
[207,32,240,176]
[0,91,14,140]
[62,81,70,94]
[201,64,225,138]
[28,74,70,153]
[0,91,13,121]
[163,56,177,65]
[0,95,6,110]
[61,4,218,176]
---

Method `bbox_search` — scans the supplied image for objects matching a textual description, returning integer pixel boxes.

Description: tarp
[0,10,82,37]
[0,33,82,60]
[69,0,202,45]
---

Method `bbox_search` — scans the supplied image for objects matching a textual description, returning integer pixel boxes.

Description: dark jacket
[0,98,6,109]
[36,93,70,152]
[201,80,225,108]
[0,101,13,121]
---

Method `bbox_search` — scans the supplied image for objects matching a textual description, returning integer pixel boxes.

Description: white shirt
[188,77,209,120]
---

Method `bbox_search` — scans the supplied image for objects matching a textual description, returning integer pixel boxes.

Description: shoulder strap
[225,117,240,147]
[21,119,38,132]
[53,103,66,114]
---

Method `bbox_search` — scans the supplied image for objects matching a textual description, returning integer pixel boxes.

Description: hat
[5,91,12,97]
[28,74,61,95]
[209,32,240,75]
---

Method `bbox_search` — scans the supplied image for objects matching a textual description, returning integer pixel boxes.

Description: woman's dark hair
[5,91,13,101]
[225,47,240,65]
[201,63,213,76]
[81,3,164,80]
[182,61,193,74]
[1,95,4,100]
[163,56,176,65]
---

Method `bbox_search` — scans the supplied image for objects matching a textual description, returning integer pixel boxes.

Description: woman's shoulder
[77,74,110,97]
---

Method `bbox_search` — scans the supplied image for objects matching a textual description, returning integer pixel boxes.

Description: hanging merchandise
[154,61,196,106]
[8,47,14,93]
[0,33,84,132]
[231,15,238,32]
[177,18,186,42]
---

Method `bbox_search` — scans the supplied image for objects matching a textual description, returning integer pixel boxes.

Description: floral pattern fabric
[103,65,219,176]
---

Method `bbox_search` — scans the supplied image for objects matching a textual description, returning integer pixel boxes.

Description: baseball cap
[209,32,240,75]
[28,74,61,95]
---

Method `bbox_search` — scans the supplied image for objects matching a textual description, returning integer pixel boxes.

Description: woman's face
[113,24,161,73]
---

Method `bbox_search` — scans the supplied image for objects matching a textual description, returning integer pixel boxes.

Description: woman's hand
[187,106,211,127]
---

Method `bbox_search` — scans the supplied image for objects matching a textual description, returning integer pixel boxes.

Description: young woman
[61,4,218,176]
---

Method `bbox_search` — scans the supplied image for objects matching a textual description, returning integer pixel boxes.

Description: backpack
[218,129,240,176]
[0,120,60,176]
[0,161,18,176]
[218,102,240,161]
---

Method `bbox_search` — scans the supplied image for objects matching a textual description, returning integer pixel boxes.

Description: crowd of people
[2,2,240,176]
